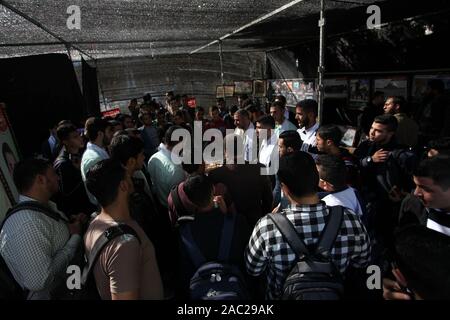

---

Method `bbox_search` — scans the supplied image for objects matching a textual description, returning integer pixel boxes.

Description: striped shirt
[0,195,81,299]
[245,202,371,300]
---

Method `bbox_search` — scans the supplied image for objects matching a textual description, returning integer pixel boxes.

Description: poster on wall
[0,103,21,221]
[224,85,235,97]
[374,77,408,99]
[269,79,316,106]
[324,79,349,98]
[253,80,266,97]
[349,79,370,108]
[216,85,225,98]
[412,75,450,101]
[234,81,253,95]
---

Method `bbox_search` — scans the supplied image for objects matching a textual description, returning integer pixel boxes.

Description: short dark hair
[278,151,318,198]
[110,134,144,166]
[245,104,257,113]
[183,174,213,208]
[394,225,450,299]
[387,96,407,113]
[13,158,51,193]
[428,79,445,93]
[164,125,184,148]
[235,109,250,119]
[274,95,286,105]
[256,115,275,129]
[230,105,238,114]
[373,114,398,132]
[174,110,185,120]
[317,125,343,146]
[56,124,78,142]
[84,117,109,141]
[316,154,347,190]
[270,101,285,110]
[216,98,225,103]
[86,159,126,208]
[211,106,219,113]
[138,111,151,122]
[296,99,318,117]
[428,137,450,155]
[279,130,302,151]
[414,155,450,190]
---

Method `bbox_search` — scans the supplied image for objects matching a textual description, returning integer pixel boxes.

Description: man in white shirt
[270,101,297,137]
[256,115,278,171]
[316,154,363,216]
[234,109,256,163]
[296,99,320,154]
[81,117,114,205]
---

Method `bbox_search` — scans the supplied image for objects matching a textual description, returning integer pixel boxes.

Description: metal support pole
[317,0,326,125]
[218,40,225,85]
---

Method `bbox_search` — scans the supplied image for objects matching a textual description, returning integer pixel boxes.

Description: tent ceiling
[1,0,383,60]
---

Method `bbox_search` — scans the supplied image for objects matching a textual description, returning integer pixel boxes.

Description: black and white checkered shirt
[245,202,371,300]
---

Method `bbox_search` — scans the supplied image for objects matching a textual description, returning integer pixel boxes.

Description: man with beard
[295,99,319,156]
[81,117,114,206]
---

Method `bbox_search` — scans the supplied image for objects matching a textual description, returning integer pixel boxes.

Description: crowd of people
[1,80,450,300]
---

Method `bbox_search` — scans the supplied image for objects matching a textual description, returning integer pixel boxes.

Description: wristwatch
[366,156,373,164]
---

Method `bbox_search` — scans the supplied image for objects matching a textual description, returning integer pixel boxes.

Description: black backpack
[67,223,141,300]
[178,213,250,300]
[268,206,345,300]
[0,201,64,300]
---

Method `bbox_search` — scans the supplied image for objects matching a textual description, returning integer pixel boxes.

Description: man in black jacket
[53,123,95,218]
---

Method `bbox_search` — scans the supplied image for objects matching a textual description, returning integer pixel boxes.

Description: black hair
[164,125,184,148]
[256,115,275,129]
[373,114,398,132]
[278,151,318,198]
[230,105,238,114]
[183,174,214,208]
[56,124,78,142]
[86,159,126,208]
[270,101,285,110]
[279,130,302,151]
[274,95,286,105]
[211,106,220,113]
[84,117,109,142]
[235,109,250,119]
[394,225,450,299]
[296,99,318,117]
[317,125,343,146]
[13,158,51,193]
[387,96,407,113]
[414,155,450,190]
[427,137,450,155]
[110,134,144,166]
[138,111,152,122]
[316,154,347,190]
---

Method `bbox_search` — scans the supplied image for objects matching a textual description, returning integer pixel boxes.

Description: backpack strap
[179,222,207,268]
[217,213,236,262]
[81,224,140,285]
[1,201,62,231]
[268,213,311,259]
[315,206,344,258]
[170,184,189,218]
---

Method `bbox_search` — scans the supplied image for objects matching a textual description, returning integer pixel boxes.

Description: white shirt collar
[301,122,319,135]
[86,142,109,159]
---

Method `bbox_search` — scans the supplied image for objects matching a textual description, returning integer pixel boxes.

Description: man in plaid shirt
[245,151,371,300]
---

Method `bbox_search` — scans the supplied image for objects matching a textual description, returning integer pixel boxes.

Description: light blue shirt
[81,142,109,205]
[275,118,297,138]
[147,144,186,207]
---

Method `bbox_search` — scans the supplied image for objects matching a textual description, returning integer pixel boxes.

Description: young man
[147,126,186,208]
[273,130,303,208]
[296,99,319,154]
[138,111,160,162]
[81,117,113,205]
[208,106,226,135]
[245,151,370,300]
[383,96,419,147]
[256,115,277,169]
[384,224,450,300]
[270,101,297,138]
[316,154,363,216]
[54,123,94,217]
[173,174,251,298]
[0,159,84,299]
[316,125,358,187]
[84,159,163,300]
[234,109,256,163]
